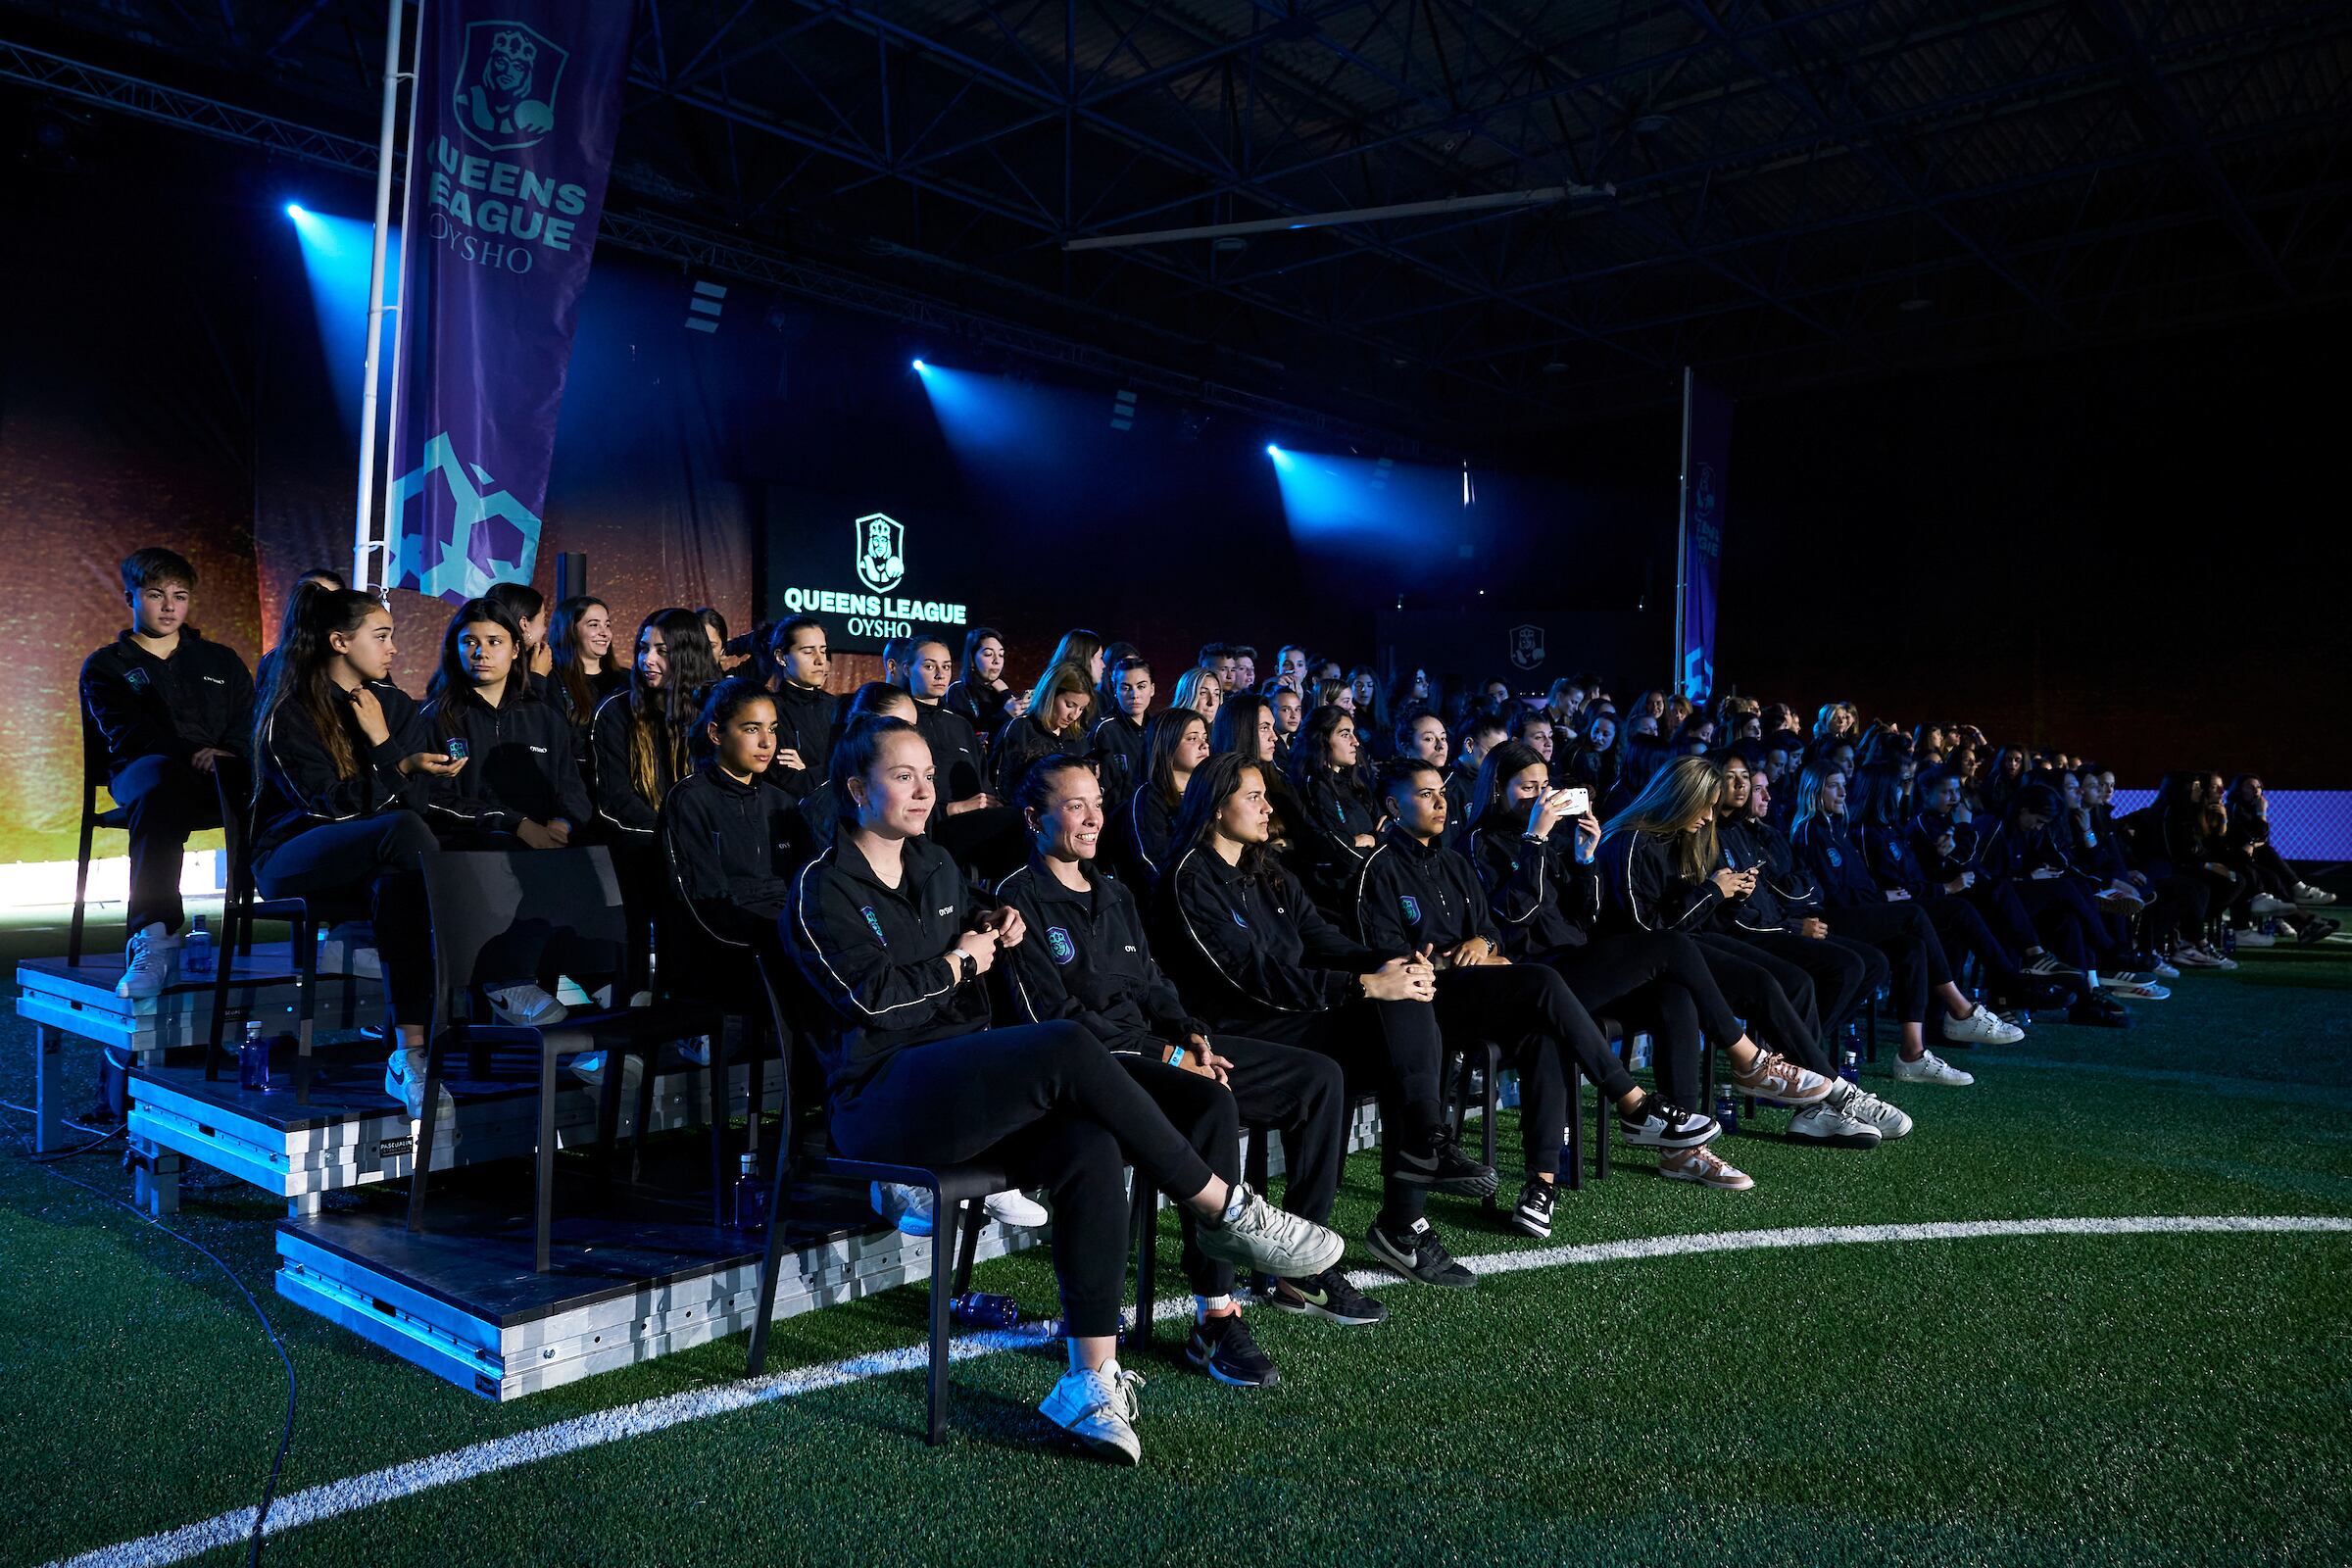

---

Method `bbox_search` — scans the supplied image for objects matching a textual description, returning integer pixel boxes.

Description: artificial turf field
[4,928,2349,1568]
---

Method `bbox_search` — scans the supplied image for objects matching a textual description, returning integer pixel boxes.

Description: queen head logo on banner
[1509,623,1545,671]
[455,22,566,153]
[856,513,907,594]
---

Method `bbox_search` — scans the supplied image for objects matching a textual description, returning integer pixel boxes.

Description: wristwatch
[955,951,978,985]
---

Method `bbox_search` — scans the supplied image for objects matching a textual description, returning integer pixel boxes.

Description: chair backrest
[418,848,630,1029]
[209,755,259,902]
[77,697,110,810]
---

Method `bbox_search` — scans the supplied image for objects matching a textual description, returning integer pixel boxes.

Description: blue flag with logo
[386,6,632,603]
[1676,369,1732,701]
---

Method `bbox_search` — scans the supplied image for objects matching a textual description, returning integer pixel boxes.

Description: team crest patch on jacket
[1399,895,1422,925]
[1047,926,1075,964]
[860,906,887,944]
[1827,848,1842,867]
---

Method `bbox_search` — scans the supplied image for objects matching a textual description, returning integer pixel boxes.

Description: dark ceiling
[5,0,2349,452]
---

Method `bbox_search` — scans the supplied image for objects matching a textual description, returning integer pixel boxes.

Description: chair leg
[534,1055,559,1273]
[1130,1176,1158,1352]
[204,902,235,1083]
[747,1147,796,1376]
[1865,996,1880,1063]
[1594,1078,1611,1180]
[1245,1125,1271,1194]
[293,914,318,1105]
[70,815,96,967]
[708,1043,728,1232]
[1564,1064,1584,1193]
[406,1035,445,1235]
[1480,1045,1499,1212]
[927,1180,955,1446]
[950,1199,986,1298]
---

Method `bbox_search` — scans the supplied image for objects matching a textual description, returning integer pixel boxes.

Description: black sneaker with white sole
[1185,1313,1279,1387]
[1617,1098,1720,1150]
[1365,1216,1476,1289]
[1267,1267,1388,1326]
[1393,1134,1500,1198]
[1511,1177,1555,1239]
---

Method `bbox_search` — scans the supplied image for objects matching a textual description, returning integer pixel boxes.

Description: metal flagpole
[1673,366,1693,694]
[353,0,409,593]
[373,0,426,595]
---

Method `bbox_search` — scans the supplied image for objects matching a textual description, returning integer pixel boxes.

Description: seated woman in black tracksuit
[1788,764,2017,1075]
[1908,763,2082,995]
[2226,774,2336,922]
[591,608,722,847]
[761,614,838,806]
[1000,756,1378,1378]
[943,624,1021,739]
[544,595,628,771]
[1155,753,1494,1292]
[420,598,594,854]
[1392,710,1468,851]
[1089,656,1153,810]
[250,589,458,1121]
[1287,704,1383,915]
[1709,756,1895,1055]
[993,660,1093,802]
[1107,707,1209,896]
[1357,758,1738,1225]
[783,716,1339,1465]
[906,634,1025,882]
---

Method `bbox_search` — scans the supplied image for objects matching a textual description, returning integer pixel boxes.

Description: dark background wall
[4,106,2345,868]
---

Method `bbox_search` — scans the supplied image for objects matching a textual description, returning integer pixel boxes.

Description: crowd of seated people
[79,548,2337,1463]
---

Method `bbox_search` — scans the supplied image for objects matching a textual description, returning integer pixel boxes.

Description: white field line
[52,1212,2352,1568]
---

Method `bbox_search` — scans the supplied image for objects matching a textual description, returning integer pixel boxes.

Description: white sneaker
[984,1189,1050,1228]
[2294,884,2335,906]
[1786,1102,1882,1149]
[2101,977,2170,1001]
[1195,1183,1347,1279]
[2247,894,2293,916]
[1889,1050,1975,1087]
[116,922,179,1000]
[1828,1080,1914,1140]
[1941,1004,2024,1046]
[2202,947,2239,971]
[1038,1361,1145,1464]
[2024,953,2081,977]
[486,984,567,1027]
[2149,957,2180,980]
[1658,1145,1754,1190]
[2173,947,2221,969]
[871,1181,936,1238]
[383,1049,454,1121]
[2233,929,2277,949]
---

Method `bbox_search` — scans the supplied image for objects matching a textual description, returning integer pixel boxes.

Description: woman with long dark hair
[590,609,722,843]
[1106,707,1210,894]
[482,581,551,679]
[1286,703,1382,913]
[944,624,1022,736]
[785,718,1338,1462]
[1155,753,1493,1291]
[250,588,457,1119]
[419,597,591,858]
[544,594,626,760]
[1563,707,1619,797]
[999,755,1371,1374]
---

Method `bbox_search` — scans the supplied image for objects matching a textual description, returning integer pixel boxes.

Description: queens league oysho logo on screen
[454,22,565,154]
[856,513,907,594]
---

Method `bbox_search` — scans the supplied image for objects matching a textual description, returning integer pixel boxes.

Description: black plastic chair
[69,703,131,967]
[406,847,724,1272]
[201,757,326,1099]
[743,953,1005,1446]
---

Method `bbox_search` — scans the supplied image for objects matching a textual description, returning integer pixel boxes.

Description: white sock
[1195,1294,1232,1321]
[1220,1184,1247,1224]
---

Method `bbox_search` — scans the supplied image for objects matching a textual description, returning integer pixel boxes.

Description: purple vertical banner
[386,6,634,604]
[1676,369,1732,700]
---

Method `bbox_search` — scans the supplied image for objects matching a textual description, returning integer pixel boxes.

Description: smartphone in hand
[445,738,469,761]
[1560,786,1592,817]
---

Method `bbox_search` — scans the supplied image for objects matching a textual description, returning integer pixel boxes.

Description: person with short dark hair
[1090,656,1153,808]
[784,717,1341,1463]
[1000,756,1375,1377]
[1271,684,1303,763]
[1155,754,1494,1291]
[762,614,834,802]
[81,547,254,998]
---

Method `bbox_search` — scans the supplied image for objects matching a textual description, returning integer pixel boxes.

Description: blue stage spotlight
[285,202,306,219]
[911,358,926,370]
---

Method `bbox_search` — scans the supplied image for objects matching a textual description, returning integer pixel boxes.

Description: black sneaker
[1268,1267,1388,1326]
[1394,1134,1500,1198]
[2067,996,2132,1029]
[1617,1098,1720,1151]
[1185,1312,1279,1388]
[1365,1216,1476,1289]
[1510,1177,1554,1240]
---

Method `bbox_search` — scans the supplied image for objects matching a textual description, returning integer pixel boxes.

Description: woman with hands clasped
[784,718,1341,1465]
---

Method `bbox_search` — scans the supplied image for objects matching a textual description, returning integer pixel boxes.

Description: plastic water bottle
[732,1153,768,1232]
[2221,925,2236,956]
[183,916,216,981]
[1839,1050,1860,1085]
[1714,1092,1740,1138]
[951,1292,1022,1330]
[237,1019,270,1092]
[1496,1069,1521,1109]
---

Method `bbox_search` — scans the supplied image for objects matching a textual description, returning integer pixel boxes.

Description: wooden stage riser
[17,947,383,1058]
[131,1060,789,1212]
[273,1110,1382,1402]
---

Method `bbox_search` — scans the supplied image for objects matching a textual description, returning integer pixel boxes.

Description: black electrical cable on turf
[5,1115,296,1565]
